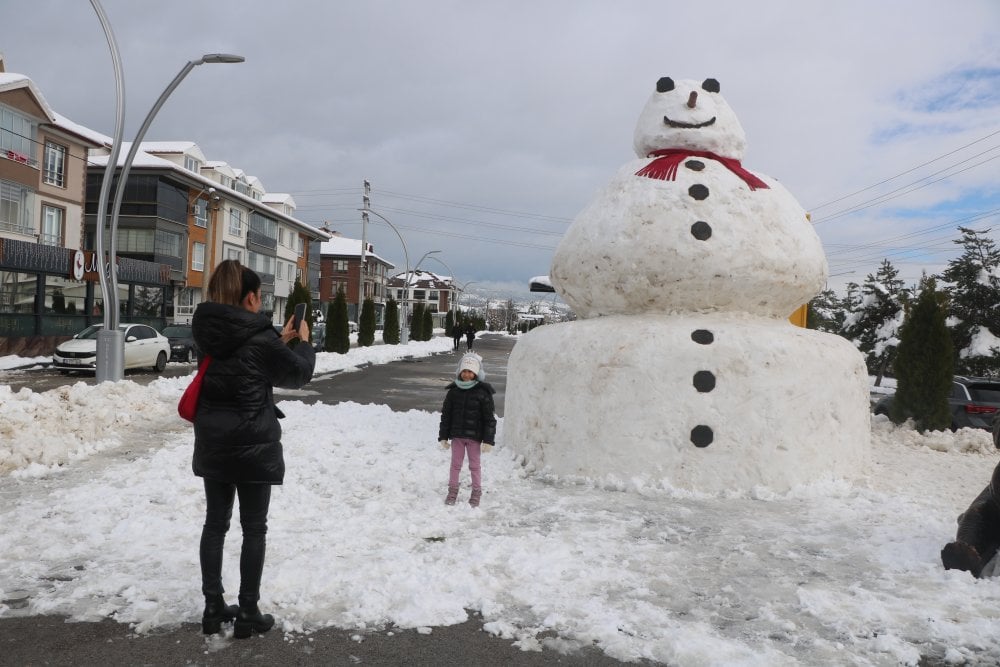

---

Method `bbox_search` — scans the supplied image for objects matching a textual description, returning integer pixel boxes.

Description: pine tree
[326,288,350,354]
[939,226,1000,376]
[444,310,454,337]
[422,307,433,340]
[411,303,425,341]
[890,278,954,432]
[383,298,400,344]
[807,288,845,333]
[842,259,908,379]
[284,279,313,348]
[358,298,376,347]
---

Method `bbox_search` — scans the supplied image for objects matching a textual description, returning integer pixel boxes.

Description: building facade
[318,232,394,323]
[0,59,327,355]
[386,269,456,327]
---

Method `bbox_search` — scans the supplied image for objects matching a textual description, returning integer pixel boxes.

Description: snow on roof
[320,234,393,267]
[263,193,295,206]
[140,141,207,162]
[50,112,108,146]
[0,72,56,122]
[387,269,453,287]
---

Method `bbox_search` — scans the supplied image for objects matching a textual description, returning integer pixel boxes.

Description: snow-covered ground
[1,348,998,665]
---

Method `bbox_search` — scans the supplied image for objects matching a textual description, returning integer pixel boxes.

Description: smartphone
[293,302,307,331]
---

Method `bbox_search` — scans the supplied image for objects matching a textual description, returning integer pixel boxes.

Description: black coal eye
[656,77,675,93]
[702,78,720,93]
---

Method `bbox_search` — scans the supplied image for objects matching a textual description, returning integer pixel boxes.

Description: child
[438,352,496,507]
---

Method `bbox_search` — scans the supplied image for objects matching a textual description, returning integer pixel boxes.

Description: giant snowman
[505,77,870,493]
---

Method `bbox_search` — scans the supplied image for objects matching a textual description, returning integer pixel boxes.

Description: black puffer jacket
[438,381,497,444]
[191,302,315,484]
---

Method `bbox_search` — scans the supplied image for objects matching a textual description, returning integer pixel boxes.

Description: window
[276,261,284,279]
[297,237,304,257]
[429,291,439,300]
[225,245,243,262]
[0,180,35,234]
[43,142,67,187]
[192,242,205,271]
[0,271,36,313]
[0,106,36,164]
[193,199,208,228]
[229,208,243,236]
[40,205,64,246]
[334,260,348,272]
[278,228,286,247]
[413,290,426,300]
[184,155,201,173]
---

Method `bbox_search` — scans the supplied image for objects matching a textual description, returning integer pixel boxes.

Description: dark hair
[206,259,261,306]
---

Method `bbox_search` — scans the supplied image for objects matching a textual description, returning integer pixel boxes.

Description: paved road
[0,334,633,666]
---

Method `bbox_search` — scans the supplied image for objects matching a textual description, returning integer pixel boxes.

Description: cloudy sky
[5,0,999,297]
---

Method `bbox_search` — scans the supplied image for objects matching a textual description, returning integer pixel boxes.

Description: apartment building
[386,269,456,327]
[0,58,327,354]
[318,232,395,323]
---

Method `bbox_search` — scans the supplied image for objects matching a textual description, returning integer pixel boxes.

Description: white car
[52,323,171,373]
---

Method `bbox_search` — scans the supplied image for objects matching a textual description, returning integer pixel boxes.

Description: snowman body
[505,78,870,493]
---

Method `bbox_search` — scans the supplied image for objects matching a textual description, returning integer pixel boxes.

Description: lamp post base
[95,328,125,383]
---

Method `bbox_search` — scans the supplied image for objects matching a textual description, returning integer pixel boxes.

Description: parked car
[873,376,1000,433]
[161,324,198,362]
[52,323,170,373]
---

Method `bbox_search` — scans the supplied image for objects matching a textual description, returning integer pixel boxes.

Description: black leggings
[199,479,272,603]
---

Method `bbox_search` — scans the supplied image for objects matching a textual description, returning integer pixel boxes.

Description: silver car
[52,323,171,373]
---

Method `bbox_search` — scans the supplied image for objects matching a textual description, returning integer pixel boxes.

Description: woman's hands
[281,314,310,345]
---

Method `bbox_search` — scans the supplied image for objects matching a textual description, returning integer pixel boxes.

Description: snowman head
[633,77,747,160]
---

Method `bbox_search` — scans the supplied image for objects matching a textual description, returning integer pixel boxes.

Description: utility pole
[359,179,370,323]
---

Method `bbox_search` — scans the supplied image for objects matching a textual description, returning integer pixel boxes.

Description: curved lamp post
[424,254,458,323]
[361,207,412,343]
[89,30,244,381]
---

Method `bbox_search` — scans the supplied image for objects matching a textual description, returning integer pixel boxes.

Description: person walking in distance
[464,322,476,351]
[190,260,315,638]
[452,321,463,351]
[438,353,496,507]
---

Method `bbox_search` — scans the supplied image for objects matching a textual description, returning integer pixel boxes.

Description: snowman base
[505,313,871,493]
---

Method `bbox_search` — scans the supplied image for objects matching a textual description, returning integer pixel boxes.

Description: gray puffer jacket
[191,302,315,484]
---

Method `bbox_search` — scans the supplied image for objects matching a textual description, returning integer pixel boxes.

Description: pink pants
[449,438,482,489]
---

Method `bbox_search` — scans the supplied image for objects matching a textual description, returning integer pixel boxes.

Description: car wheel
[153,351,167,373]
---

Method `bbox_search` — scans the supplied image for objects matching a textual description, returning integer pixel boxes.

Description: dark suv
[874,376,1000,434]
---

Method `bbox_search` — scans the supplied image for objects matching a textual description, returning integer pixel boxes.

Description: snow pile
[0,338,453,475]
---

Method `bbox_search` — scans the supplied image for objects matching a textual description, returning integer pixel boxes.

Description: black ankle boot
[233,602,275,639]
[201,595,239,635]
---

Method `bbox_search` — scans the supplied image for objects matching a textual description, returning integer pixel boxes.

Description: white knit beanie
[457,353,483,380]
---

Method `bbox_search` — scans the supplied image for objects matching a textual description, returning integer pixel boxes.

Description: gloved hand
[439,440,450,450]
[481,443,494,453]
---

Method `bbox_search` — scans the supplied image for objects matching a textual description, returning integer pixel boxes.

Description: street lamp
[361,207,411,343]
[424,254,458,323]
[91,6,244,381]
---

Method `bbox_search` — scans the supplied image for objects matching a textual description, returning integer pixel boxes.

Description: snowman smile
[663,115,716,129]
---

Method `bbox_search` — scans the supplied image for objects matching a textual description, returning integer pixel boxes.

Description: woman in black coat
[191,260,315,638]
[942,460,1000,578]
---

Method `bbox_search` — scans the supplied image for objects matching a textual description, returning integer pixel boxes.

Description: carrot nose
[687,91,698,108]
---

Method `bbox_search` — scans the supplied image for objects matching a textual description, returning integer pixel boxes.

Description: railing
[3,149,39,168]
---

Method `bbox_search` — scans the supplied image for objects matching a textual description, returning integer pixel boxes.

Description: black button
[691,221,712,240]
[689,184,709,200]
[693,371,716,392]
[691,425,714,447]
[691,329,714,345]
[685,160,705,171]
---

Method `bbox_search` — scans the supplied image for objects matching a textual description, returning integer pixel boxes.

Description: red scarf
[636,149,769,191]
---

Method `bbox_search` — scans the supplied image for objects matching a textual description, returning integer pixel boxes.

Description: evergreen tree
[358,298,376,347]
[422,307,433,340]
[842,259,908,380]
[890,278,954,432]
[807,288,845,333]
[325,288,350,354]
[444,310,454,337]
[411,303,425,341]
[284,279,313,347]
[939,226,1000,376]
[383,298,400,344]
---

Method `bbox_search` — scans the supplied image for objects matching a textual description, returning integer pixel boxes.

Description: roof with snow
[320,234,393,267]
[386,269,454,289]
